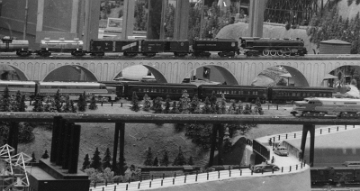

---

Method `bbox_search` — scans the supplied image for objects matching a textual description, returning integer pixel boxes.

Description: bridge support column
[51,116,62,163]
[121,0,135,39]
[112,123,120,172]
[248,0,267,37]
[209,124,224,166]
[300,124,315,167]
[7,122,19,153]
[114,122,125,175]
[173,0,190,40]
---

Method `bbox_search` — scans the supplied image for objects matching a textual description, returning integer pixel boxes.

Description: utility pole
[160,0,168,39]
[199,0,205,38]
[23,0,29,39]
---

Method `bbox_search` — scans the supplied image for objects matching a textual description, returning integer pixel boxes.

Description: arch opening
[183,65,238,85]
[112,65,167,83]
[43,65,97,82]
[0,64,28,81]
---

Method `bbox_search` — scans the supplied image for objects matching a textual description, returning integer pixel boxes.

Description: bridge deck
[0,112,359,125]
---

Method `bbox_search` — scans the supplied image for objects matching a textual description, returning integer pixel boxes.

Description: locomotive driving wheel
[262,49,270,56]
[270,50,277,56]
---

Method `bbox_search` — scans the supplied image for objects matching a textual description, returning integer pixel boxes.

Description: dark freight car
[90,39,140,56]
[268,86,334,103]
[311,167,360,186]
[198,84,268,102]
[192,39,239,57]
[141,39,189,57]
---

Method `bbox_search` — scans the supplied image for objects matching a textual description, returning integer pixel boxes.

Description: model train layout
[0,36,307,58]
[311,166,360,186]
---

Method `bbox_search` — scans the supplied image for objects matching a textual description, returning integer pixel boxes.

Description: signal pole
[23,0,29,40]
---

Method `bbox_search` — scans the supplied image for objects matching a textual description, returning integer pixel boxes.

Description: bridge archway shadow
[43,65,98,82]
[186,65,238,85]
[0,64,28,81]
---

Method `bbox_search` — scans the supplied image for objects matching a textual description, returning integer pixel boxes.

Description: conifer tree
[153,97,163,113]
[89,95,98,110]
[42,150,49,159]
[153,157,159,166]
[90,148,102,170]
[32,97,44,112]
[190,94,200,114]
[18,95,27,112]
[54,89,62,112]
[173,146,187,166]
[160,150,170,166]
[179,90,190,114]
[130,91,140,112]
[70,100,77,113]
[102,148,112,170]
[144,147,153,166]
[77,93,87,112]
[82,154,91,170]
[170,101,179,114]
[202,97,213,114]
[1,86,11,111]
[187,156,194,165]
[142,94,151,111]
[62,96,71,112]
[163,95,171,113]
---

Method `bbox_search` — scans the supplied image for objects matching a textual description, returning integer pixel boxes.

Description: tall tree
[144,147,153,166]
[90,148,102,170]
[160,150,170,166]
[54,89,62,112]
[82,154,91,171]
[173,146,187,166]
[102,148,112,170]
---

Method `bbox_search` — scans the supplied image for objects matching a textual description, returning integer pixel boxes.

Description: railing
[89,162,307,191]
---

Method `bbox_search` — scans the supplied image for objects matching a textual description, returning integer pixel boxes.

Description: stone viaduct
[1,56,359,87]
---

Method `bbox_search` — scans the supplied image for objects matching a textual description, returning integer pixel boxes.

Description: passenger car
[342,161,360,167]
[273,146,289,156]
[250,162,280,173]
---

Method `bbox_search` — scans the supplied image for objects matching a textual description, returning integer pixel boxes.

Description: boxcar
[192,39,239,57]
[198,84,268,102]
[122,82,198,100]
[268,86,334,103]
[90,39,140,56]
[141,39,189,57]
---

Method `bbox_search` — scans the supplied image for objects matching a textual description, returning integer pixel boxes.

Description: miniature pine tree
[54,89,62,112]
[170,101,179,114]
[41,150,49,159]
[153,157,159,166]
[187,156,194,165]
[144,147,153,166]
[18,95,27,112]
[142,94,151,111]
[90,148,102,170]
[209,91,217,107]
[1,86,11,111]
[153,97,163,113]
[62,96,71,112]
[77,93,87,112]
[228,100,237,114]
[102,148,112,170]
[82,154,91,170]
[202,96,213,114]
[160,150,170,166]
[89,95,98,110]
[130,91,140,112]
[179,90,190,114]
[82,92,88,111]
[31,152,36,163]
[32,97,44,112]
[173,146,186,166]
[163,95,171,113]
[190,94,200,114]
[70,100,77,113]
[15,90,21,103]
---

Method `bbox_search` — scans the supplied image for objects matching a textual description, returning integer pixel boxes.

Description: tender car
[274,146,289,156]
[250,162,280,173]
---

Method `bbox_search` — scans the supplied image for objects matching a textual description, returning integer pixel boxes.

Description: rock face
[334,84,360,98]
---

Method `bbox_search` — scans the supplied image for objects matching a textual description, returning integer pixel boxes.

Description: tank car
[192,38,239,57]
[37,38,86,57]
[240,37,307,57]
[0,36,31,56]
[291,97,360,117]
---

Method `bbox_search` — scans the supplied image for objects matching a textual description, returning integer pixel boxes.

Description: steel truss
[265,0,319,25]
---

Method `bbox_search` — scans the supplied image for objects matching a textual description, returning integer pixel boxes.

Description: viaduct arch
[1,58,360,87]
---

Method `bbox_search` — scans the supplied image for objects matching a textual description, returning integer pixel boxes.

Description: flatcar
[37,38,86,57]
[197,84,268,102]
[0,36,31,56]
[291,97,360,117]
[240,37,307,57]
[192,38,239,57]
[311,166,360,186]
[268,86,334,103]
[121,82,198,100]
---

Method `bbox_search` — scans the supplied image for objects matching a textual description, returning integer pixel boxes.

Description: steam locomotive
[0,36,307,58]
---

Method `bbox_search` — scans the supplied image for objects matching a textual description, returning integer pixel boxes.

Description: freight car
[0,80,116,101]
[36,38,86,57]
[192,38,240,57]
[0,36,31,56]
[240,37,307,57]
[90,39,189,57]
[291,97,360,117]
[311,166,360,186]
